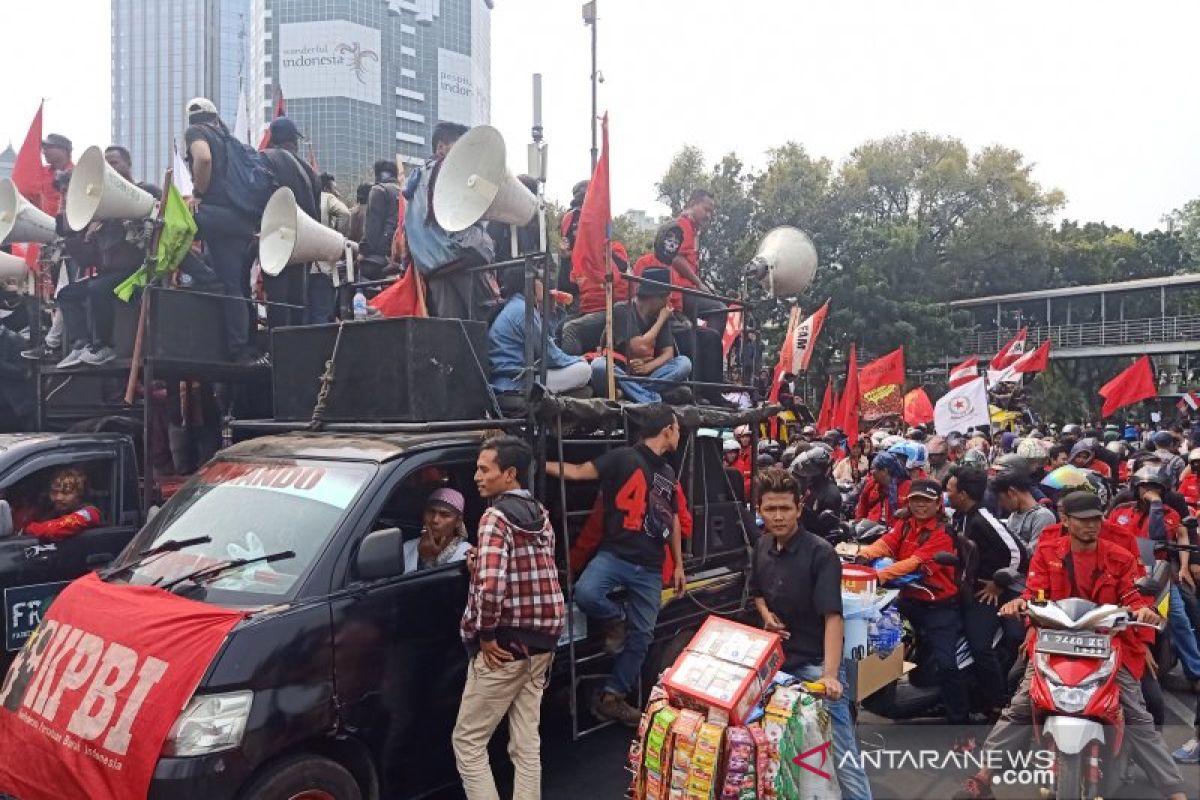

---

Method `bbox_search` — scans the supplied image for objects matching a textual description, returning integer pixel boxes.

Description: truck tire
[241,754,362,800]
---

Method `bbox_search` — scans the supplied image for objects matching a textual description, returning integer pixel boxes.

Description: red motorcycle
[995,564,1168,799]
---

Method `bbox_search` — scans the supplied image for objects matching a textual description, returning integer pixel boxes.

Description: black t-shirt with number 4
[592,444,678,568]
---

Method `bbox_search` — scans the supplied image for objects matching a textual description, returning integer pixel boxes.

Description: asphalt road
[535,671,1200,800]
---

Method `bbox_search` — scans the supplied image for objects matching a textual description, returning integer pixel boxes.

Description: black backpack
[210,126,277,221]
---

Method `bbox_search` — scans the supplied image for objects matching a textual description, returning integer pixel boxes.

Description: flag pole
[604,237,616,400]
[124,168,173,406]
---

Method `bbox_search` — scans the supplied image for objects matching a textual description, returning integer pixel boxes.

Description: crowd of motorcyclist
[723,418,1200,797]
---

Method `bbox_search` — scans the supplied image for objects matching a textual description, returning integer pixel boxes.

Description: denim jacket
[402,159,494,276]
[488,295,582,393]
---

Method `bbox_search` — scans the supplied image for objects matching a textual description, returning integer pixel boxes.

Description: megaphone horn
[432,125,538,233]
[258,187,350,277]
[0,250,29,282]
[747,226,818,298]
[66,146,157,231]
[0,179,57,246]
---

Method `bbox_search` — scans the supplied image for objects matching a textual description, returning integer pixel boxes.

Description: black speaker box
[271,317,492,422]
[670,323,725,400]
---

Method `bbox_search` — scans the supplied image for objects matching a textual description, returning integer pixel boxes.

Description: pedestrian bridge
[947,273,1200,360]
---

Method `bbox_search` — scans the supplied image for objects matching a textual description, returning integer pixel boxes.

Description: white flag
[934,377,990,435]
[172,141,194,197]
[986,365,1019,386]
[232,81,251,145]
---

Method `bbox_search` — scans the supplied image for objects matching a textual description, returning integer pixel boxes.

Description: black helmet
[1061,423,1082,438]
[1131,466,1169,492]
[755,453,776,468]
[992,453,1028,475]
[790,444,833,479]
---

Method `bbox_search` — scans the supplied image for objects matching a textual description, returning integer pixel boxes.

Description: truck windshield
[111,458,374,605]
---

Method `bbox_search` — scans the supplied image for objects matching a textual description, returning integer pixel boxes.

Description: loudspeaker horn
[259,187,350,277]
[0,179,57,245]
[747,226,818,297]
[432,125,538,233]
[66,145,157,231]
[0,250,28,282]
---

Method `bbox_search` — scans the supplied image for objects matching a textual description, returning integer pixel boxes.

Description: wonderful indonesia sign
[279,20,383,105]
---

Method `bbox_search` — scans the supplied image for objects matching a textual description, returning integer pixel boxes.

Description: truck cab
[0,432,142,665]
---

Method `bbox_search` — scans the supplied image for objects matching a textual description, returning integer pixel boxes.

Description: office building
[248,0,492,192]
[111,0,250,183]
[0,145,14,182]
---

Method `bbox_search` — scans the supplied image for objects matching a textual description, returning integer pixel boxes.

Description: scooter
[993,563,1169,799]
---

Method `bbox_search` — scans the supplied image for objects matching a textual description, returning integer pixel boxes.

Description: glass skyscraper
[248,0,492,193]
[111,0,250,184]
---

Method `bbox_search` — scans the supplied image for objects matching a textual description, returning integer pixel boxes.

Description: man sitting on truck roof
[14,467,101,542]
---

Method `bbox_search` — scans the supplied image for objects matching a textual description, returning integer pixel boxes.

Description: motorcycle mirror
[1136,561,1171,596]
[993,567,1020,589]
[819,509,840,524]
[0,500,11,538]
[932,551,960,567]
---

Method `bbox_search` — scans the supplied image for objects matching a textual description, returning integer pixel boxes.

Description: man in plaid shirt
[453,435,565,800]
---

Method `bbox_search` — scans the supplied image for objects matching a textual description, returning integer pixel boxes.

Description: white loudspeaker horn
[747,226,818,298]
[259,187,350,277]
[432,125,538,233]
[0,250,28,282]
[66,145,157,231]
[0,179,57,245]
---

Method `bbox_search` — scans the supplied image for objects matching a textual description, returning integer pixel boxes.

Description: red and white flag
[1012,338,1051,374]
[991,328,1028,370]
[722,310,743,357]
[788,300,830,373]
[1177,391,1200,413]
[948,357,979,389]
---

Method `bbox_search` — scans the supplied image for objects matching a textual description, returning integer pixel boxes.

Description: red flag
[1012,338,1050,374]
[903,387,935,426]
[788,300,830,373]
[11,102,45,201]
[1099,355,1156,418]
[859,347,905,395]
[258,85,287,150]
[369,265,427,318]
[572,114,610,289]
[816,378,835,432]
[768,307,801,403]
[991,328,1028,370]
[948,356,979,389]
[722,310,743,358]
[837,344,860,444]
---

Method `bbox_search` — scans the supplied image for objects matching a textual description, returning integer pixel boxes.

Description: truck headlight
[162,691,253,757]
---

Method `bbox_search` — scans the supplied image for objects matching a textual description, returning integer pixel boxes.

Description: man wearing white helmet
[721,438,747,502]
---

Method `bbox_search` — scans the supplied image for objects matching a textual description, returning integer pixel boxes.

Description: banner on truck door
[0,573,244,800]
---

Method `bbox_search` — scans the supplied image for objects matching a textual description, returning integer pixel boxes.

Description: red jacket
[855,476,911,524]
[1106,501,1181,542]
[1179,472,1200,507]
[860,516,959,602]
[20,505,101,542]
[1034,521,1142,567]
[1024,535,1150,678]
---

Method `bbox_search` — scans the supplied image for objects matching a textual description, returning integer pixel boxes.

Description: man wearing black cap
[589,266,692,403]
[263,117,321,328]
[955,490,1187,800]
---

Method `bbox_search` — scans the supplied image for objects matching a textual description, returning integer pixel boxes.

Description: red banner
[0,573,243,800]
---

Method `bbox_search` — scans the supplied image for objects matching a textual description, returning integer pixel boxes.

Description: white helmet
[723,438,740,453]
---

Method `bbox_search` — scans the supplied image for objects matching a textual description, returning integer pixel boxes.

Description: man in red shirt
[15,467,101,542]
[855,452,911,524]
[27,133,74,216]
[955,491,1186,800]
[632,189,725,331]
[843,479,969,727]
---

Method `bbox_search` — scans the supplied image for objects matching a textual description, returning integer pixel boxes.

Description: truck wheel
[241,754,362,800]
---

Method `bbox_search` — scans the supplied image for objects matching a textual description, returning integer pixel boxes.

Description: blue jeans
[1168,582,1200,679]
[792,662,873,800]
[589,355,692,403]
[305,272,337,325]
[573,550,661,697]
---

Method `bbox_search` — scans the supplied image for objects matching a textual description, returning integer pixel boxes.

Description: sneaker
[235,351,271,368]
[1174,738,1200,764]
[600,617,626,656]
[951,777,995,800]
[79,345,117,366]
[55,346,87,369]
[20,343,54,361]
[591,691,642,728]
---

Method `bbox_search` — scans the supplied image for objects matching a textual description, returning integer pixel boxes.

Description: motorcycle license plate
[1036,630,1110,658]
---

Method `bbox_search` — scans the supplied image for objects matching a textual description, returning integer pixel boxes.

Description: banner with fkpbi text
[0,573,243,800]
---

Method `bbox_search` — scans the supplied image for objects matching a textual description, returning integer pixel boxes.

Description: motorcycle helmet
[881,434,905,450]
[991,453,1028,476]
[1015,437,1048,465]
[887,441,919,464]
[1188,447,1200,465]
[734,425,752,438]
[756,453,776,468]
[1041,465,1094,493]
[722,438,740,454]
[960,448,989,469]
[790,444,833,479]
[1106,440,1128,458]
[1061,423,1082,438]
[1131,466,1169,493]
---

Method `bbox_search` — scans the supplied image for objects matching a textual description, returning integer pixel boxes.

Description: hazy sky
[5,0,1198,231]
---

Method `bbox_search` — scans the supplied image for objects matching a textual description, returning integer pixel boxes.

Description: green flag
[115,183,198,302]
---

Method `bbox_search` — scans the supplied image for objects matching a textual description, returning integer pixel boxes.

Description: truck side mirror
[355,527,404,581]
[0,500,12,539]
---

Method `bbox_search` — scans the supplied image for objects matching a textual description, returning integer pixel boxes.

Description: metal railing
[954,314,1200,358]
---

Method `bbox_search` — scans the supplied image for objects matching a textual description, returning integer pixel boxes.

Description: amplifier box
[271,317,492,422]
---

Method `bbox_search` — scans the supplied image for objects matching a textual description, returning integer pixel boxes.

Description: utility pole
[583,1,598,170]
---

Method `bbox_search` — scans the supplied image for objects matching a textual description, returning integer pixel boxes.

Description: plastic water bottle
[352,289,368,321]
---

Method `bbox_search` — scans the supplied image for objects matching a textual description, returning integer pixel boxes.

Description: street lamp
[582,1,598,171]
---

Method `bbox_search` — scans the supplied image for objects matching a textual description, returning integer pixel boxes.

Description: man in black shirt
[588,267,693,403]
[262,117,321,329]
[750,467,872,799]
[359,159,402,280]
[945,465,1027,713]
[546,404,685,725]
[789,443,842,540]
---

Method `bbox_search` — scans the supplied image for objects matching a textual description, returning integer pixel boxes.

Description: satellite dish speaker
[0,179,57,245]
[258,187,350,277]
[66,145,157,231]
[748,226,818,297]
[432,125,538,232]
[0,250,28,282]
